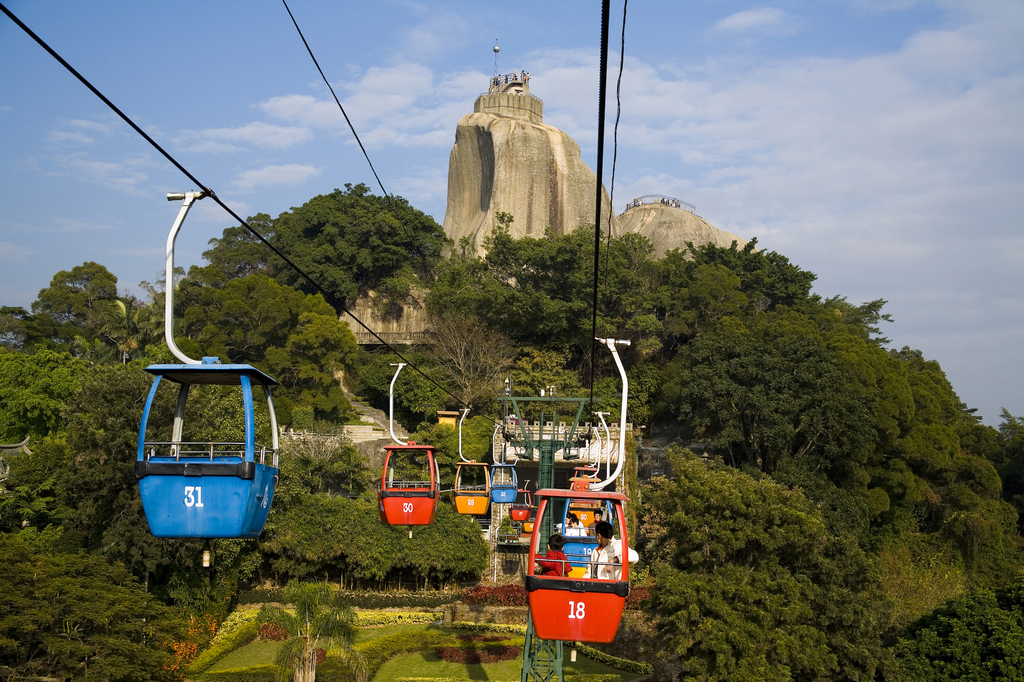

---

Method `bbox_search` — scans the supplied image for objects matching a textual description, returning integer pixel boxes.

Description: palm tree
[258,581,362,682]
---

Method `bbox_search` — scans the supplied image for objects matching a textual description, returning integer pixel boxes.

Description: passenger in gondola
[588,522,622,580]
[565,513,585,536]
[535,533,568,576]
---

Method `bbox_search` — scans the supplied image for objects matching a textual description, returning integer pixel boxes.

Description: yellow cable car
[452,460,491,515]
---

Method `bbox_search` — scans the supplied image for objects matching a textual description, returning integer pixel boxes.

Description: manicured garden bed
[193,615,647,682]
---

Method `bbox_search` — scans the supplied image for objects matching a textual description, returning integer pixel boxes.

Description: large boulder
[616,203,747,258]
[442,112,617,254]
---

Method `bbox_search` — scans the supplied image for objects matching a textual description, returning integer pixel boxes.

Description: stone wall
[474,92,544,123]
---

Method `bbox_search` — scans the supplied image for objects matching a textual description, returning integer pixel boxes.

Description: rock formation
[441,70,748,259]
[617,201,747,258]
[442,72,616,254]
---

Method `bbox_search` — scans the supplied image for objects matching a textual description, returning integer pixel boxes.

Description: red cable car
[510,486,533,522]
[525,488,631,643]
[378,441,439,526]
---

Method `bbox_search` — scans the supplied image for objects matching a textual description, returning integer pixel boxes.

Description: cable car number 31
[184,486,205,508]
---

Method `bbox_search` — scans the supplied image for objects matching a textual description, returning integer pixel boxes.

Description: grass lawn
[201,623,641,682]
[354,622,434,644]
[372,646,639,682]
[206,640,283,671]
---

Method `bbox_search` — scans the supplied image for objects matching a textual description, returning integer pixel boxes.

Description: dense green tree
[60,362,176,581]
[0,533,183,681]
[640,447,894,682]
[176,269,358,424]
[203,213,275,279]
[97,296,159,363]
[661,307,871,474]
[897,577,1024,681]
[204,184,448,304]
[261,494,488,588]
[275,424,371,498]
[0,347,86,441]
[31,261,119,340]
[428,226,659,353]
[351,350,448,430]
[0,306,69,349]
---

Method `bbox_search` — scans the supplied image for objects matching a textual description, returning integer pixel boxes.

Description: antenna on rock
[493,39,500,76]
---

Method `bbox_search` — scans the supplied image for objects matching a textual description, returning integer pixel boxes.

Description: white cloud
[39,218,115,233]
[51,153,150,195]
[0,242,31,261]
[257,63,478,150]
[260,94,345,129]
[47,130,95,144]
[70,119,113,133]
[231,164,321,193]
[714,7,795,33]
[393,166,449,211]
[45,118,117,146]
[192,199,253,225]
[179,122,314,152]
[107,247,165,257]
[177,140,246,154]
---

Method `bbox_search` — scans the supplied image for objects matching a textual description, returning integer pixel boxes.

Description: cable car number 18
[184,486,204,508]
[567,600,586,619]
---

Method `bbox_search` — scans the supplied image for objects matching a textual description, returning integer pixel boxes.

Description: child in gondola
[535,533,568,576]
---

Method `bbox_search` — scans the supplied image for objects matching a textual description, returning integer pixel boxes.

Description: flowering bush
[435,645,521,663]
[164,614,219,677]
[460,584,527,606]
[625,585,650,610]
[258,622,289,641]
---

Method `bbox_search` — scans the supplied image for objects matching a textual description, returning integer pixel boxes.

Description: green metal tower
[498,396,588,682]
[521,617,564,682]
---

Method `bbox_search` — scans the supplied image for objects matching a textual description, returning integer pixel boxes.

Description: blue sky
[1,0,1021,425]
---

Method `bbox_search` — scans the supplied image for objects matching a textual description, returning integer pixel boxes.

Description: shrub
[257,621,289,641]
[461,584,527,606]
[354,611,440,627]
[238,589,460,609]
[455,634,504,642]
[575,643,654,675]
[435,644,522,663]
[624,585,649,610]
[451,622,527,635]
[185,609,260,675]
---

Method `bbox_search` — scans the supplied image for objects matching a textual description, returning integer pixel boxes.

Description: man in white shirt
[589,521,621,580]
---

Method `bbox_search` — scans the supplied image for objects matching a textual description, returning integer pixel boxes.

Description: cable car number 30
[403,502,414,512]
[184,486,205,508]
[567,600,586,619]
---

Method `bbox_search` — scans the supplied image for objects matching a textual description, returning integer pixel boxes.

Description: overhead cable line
[588,0,612,408]
[0,2,471,413]
[605,2,628,282]
[280,0,401,216]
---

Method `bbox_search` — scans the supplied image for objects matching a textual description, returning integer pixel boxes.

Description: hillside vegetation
[2,185,1024,680]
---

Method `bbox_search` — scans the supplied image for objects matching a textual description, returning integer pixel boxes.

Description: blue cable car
[135,358,280,538]
[490,462,518,504]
